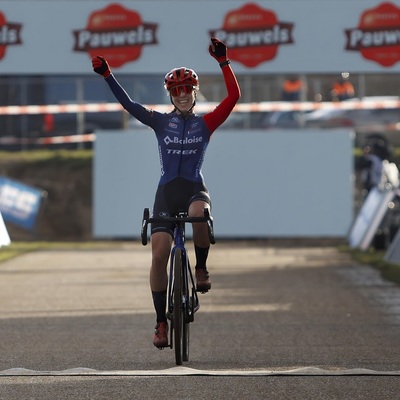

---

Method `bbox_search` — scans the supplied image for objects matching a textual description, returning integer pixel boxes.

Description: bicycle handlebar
[141,208,215,246]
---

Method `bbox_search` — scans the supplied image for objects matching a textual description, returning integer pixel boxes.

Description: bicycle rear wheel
[173,248,184,365]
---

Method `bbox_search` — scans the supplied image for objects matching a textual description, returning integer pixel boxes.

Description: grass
[0,149,93,171]
[0,242,49,263]
[0,149,93,162]
[343,246,400,285]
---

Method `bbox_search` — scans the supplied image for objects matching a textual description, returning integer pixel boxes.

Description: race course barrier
[1,98,400,116]
[0,134,95,146]
[0,98,399,146]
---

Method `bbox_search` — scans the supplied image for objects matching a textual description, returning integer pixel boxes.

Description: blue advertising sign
[0,177,45,231]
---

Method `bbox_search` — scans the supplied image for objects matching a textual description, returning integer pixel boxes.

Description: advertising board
[1,1,400,74]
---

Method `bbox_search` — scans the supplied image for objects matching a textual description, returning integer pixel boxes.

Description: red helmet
[164,67,199,92]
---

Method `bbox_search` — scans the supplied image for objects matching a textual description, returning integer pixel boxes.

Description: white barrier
[93,128,354,239]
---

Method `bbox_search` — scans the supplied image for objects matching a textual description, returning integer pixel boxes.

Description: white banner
[1,1,400,74]
[93,128,354,239]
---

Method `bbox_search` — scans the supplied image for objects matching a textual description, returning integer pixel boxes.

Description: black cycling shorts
[151,177,211,236]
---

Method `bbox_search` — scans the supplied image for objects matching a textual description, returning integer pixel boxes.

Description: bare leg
[189,200,210,249]
[189,200,211,292]
[150,231,172,292]
[150,231,172,328]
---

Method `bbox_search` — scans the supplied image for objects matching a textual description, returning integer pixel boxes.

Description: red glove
[208,37,229,67]
[92,56,111,78]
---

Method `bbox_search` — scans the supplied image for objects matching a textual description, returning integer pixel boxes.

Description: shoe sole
[153,341,168,349]
[196,286,211,293]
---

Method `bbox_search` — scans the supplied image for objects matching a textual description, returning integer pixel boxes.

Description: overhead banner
[0,1,400,74]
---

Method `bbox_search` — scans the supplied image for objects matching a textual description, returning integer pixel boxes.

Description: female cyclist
[92,37,241,349]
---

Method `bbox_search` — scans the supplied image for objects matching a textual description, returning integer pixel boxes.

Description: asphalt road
[0,242,400,399]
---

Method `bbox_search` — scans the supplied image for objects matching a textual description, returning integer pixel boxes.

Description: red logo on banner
[345,2,400,67]
[209,3,294,68]
[73,3,158,68]
[0,11,22,60]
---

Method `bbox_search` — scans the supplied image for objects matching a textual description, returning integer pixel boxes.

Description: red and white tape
[0,103,123,116]
[1,98,400,116]
[0,98,399,146]
[0,134,96,145]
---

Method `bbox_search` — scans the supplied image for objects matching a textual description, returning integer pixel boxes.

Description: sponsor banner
[72,3,158,68]
[0,10,22,61]
[0,177,45,231]
[209,3,294,68]
[344,2,400,67]
[0,1,400,74]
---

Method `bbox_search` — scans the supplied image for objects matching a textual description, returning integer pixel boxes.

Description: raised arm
[203,38,241,135]
[92,56,157,127]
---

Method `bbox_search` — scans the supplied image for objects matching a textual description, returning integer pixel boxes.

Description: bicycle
[141,207,215,365]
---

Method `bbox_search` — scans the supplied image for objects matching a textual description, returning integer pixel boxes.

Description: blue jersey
[106,75,210,186]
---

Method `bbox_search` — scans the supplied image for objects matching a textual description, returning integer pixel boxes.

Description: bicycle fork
[167,250,199,325]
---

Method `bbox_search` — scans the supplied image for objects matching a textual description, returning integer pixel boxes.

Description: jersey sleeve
[104,74,159,128]
[203,64,241,135]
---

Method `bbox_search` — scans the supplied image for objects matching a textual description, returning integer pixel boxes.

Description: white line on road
[1,367,400,376]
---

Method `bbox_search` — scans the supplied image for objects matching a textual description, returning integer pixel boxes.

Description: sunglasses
[169,85,195,97]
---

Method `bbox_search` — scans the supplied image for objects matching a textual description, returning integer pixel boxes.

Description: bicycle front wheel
[182,317,190,362]
[173,248,184,365]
